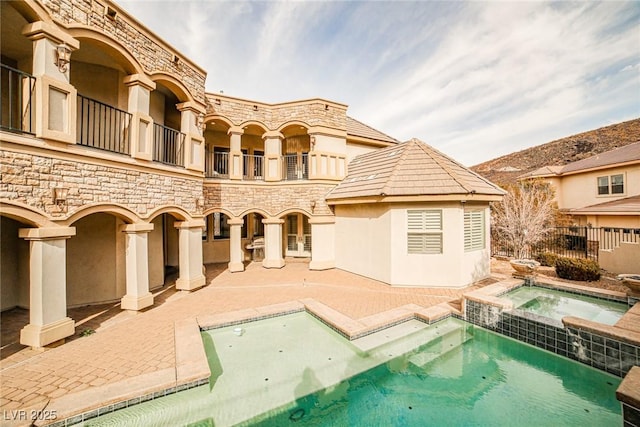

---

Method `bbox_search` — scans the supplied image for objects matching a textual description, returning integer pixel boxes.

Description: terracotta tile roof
[326,138,505,200]
[346,116,399,144]
[570,194,640,215]
[561,141,640,174]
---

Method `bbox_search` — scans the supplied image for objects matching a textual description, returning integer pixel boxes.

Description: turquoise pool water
[505,285,627,324]
[87,314,621,427]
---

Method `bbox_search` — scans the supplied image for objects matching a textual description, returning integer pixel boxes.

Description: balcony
[283,153,308,181]
[152,123,185,167]
[205,148,229,178]
[243,154,264,181]
[77,95,131,155]
[0,64,35,135]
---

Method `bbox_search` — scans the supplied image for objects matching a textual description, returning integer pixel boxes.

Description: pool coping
[34,298,456,426]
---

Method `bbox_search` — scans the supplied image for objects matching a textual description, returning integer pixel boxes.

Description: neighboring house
[518,142,640,273]
[0,0,501,348]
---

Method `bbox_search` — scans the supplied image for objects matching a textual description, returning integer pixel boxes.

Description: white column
[263,131,283,182]
[228,126,244,180]
[22,21,79,144]
[175,220,206,291]
[18,227,76,348]
[228,218,245,272]
[262,218,285,269]
[309,216,336,270]
[120,223,154,310]
[124,74,155,161]
[177,101,206,172]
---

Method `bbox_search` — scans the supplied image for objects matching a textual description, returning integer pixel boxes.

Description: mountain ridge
[470,118,640,186]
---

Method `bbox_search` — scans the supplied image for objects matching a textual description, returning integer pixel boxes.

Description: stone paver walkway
[0,262,495,422]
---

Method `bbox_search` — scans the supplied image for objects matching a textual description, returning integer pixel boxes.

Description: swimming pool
[504,285,627,324]
[86,313,621,426]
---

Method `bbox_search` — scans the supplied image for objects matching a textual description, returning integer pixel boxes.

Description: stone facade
[1,150,203,219]
[204,182,336,218]
[43,0,206,103]
[206,95,347,131]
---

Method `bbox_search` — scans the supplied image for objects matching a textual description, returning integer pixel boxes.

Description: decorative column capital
[19,226,75,240]
[119,223,154,233]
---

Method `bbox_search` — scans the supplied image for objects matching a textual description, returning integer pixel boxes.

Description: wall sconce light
[310,200,316,209]
[55,43,72,73]
[53,187,69,212]
[196,197,205,210]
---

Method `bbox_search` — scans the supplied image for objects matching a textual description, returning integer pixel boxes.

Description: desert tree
[491,180,556,259]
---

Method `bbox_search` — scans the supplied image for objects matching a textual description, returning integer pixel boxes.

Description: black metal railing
[0,64,35,134]
[491,226,640,262]
[204,148,229,178]
[283,153,308,181]
[77,95,131,155]
[153,123,184,167]
[243,154,264,180]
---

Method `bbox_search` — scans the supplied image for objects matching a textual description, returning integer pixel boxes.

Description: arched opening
[150,80,187,167]
[148,212,181,284]
[242,211,266,262]
[203,118,231,178]
[66,212,128,306]
[241,124,268,181]
[283,212,312,258]
[0,216,31,355]
[281,124,310,181]
[1,2,36,135]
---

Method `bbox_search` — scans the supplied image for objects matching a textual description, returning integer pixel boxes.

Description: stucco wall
[574,215,640,228]
[0,217,30,311]
[345,141,377,162]
[599,241,640,274]
[334,204,391,284]
[66,213,125,306]
[71,62,124,109]
[556,165,640,210]
[335,202,492,288]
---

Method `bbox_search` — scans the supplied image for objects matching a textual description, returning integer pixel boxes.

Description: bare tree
[492,181,556,259]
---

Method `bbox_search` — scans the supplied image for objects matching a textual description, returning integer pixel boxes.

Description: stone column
[120,223,154,310]
[175,219,206,291]
[18,227,76,348]
[177,101,206,172]
[124,74,156,161]
[228,126,244,180]
[263,131,284,182]
[228,218,245,272]
[22,21,79,144]
[309,216,336,270]
[262,218,285,269]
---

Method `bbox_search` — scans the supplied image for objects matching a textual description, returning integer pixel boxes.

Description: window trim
[597,173,625,196]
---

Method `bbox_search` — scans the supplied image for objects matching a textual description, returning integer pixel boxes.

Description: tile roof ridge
[410,139,474,193]
[380,140,413,195]
[413,139,505,194]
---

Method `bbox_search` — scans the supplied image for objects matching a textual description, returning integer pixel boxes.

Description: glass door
[285,214,311,257]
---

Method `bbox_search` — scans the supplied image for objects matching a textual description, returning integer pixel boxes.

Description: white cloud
[118,0,640,165]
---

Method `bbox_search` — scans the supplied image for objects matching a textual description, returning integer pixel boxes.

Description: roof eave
[326,193,504,205]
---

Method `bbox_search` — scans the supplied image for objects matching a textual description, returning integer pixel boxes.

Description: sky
[118,0,640,166]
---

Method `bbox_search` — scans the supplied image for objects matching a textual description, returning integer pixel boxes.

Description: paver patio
[0,261,501,423]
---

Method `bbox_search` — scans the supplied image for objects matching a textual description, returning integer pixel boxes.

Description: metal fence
[77,95,131,155]
[153,123,185,167]
[491,226,640,262]
[283,153,308,181]
[1,64,35,135]
[205,149,228,178]
[243,154,264,180]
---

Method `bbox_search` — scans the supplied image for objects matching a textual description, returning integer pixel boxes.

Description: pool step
[407,326,472,369]
[446,299,463,316]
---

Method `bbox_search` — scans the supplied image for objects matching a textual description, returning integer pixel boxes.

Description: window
[597,174,624,195]
[407,210,442,254]
[464,210,485,252]
[611,174,624,194]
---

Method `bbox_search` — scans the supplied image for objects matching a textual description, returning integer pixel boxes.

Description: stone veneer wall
[204,182,335,217]
[206,96,347,130]
[1,150,202,218]
[42,0,205,103]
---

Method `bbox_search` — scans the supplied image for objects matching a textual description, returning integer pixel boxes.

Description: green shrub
[555,257,601,281]
[535,252,558,267]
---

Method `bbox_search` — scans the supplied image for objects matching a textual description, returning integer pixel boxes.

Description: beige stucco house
[0,0,502,348]
[519,142,640,272]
